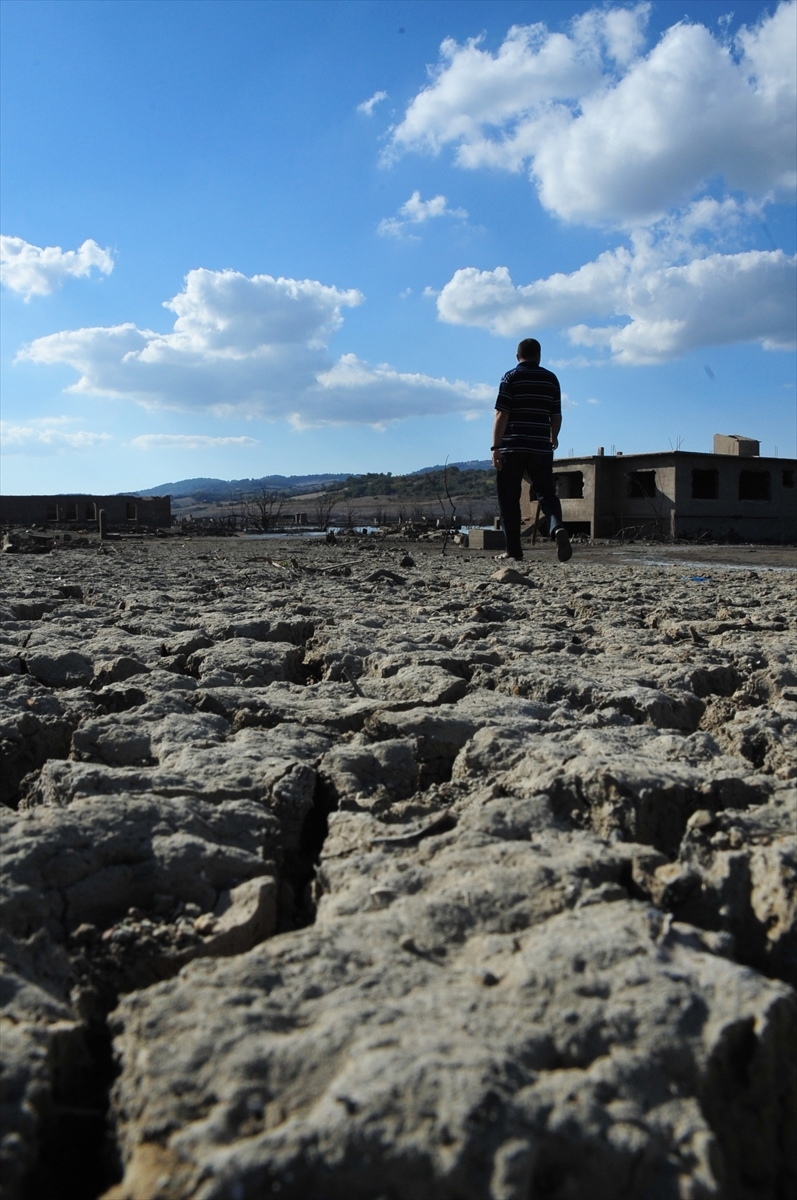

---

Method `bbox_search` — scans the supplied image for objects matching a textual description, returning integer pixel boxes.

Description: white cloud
[1,236,114,299]
[386,5,795,365]
[17,267,492,426]
[548,355,597,369]
[438,243,796,364]
[378,191,468,237]
[357,90,388,115]
[587,397,600,404]
[387,3,796,226]
[1,417,113,454]
[313,353,491,425]
[130,434,259,450]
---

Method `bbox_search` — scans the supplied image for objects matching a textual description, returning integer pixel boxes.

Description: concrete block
[468,528,506,551]
[714,434,760,457]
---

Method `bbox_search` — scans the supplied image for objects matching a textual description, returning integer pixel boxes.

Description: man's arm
[492,410,509,470]
[551,413,562,451]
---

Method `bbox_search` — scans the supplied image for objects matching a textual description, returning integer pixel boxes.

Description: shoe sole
[555,529,572,562]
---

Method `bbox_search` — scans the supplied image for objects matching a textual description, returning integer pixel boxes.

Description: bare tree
[433,460,458,554]
[313,488,339,530]
[225,494,247,531]
[245,486,285,531]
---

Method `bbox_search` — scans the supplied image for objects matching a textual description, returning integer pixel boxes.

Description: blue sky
[1,0,795,493]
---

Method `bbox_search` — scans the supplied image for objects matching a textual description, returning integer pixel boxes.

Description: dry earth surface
[1,534,795,1200]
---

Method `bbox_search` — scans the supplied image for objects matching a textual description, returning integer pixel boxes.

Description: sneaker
[493,552,523,561]
[554,527,572,563]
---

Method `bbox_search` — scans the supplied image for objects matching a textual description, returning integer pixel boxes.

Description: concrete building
[0,494,171,530]
[520,438,796,542]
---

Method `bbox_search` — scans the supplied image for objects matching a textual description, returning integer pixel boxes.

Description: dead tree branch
[245,486,285,532]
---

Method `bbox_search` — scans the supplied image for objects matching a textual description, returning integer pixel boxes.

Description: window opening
[555,471,584,499]
[783,470,795,488]
[65,502,78,521]
[85,502,97,520]
[626,470,656,499]
[126,502,137,521]
[561,521,591,537]
[46,503,58,522]
[692,469,718,500]
[738,471,770,501]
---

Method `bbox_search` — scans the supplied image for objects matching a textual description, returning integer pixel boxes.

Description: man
[491,337,572,563]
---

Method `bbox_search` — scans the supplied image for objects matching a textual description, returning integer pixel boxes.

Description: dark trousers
[496,451,563,558]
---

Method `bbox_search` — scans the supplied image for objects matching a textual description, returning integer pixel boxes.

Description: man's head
[516,338,541,364]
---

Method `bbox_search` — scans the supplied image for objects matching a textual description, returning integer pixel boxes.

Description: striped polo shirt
[495,363,561,454]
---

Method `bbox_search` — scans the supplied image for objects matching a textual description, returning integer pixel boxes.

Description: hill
[337,465,494,501]
[135,474,351,500]
[133,462,494,502]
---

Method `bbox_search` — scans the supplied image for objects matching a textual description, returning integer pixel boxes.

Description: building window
[626,470,656,498]
[738,471,770,501]
[783,470,795,488]
[46,502,58,521]
[692,469,718,499]
[126,502,137,521]
[85,502,97,520]
[555,471,584,499]
[65,502,78,521]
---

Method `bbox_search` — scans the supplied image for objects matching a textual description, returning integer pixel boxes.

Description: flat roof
[553,451,796,466]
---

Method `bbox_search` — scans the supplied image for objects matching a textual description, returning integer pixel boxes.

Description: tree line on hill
[225,465,497,532]
[337,466,494,500]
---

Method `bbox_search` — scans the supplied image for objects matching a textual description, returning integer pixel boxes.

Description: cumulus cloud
[17,267,492,426]
[1,236,114,299]
[437,239,796,364]
[130,434,258,450]
[378,191,468,237]
[358,90,388,115]
[387,2,796,225]
[1,417,113,453]
[312,353,490,425]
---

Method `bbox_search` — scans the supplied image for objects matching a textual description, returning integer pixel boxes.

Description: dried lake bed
[1,535,795,1200]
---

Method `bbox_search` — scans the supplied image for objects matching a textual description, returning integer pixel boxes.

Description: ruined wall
[0,495,172,530]
[590,457,676,540]
[554,453,797,542]
[673,455,796,541]
[520,460,597,535]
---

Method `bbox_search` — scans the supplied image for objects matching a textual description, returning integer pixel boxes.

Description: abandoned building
[0,494,172,530]
[520,435,796,542]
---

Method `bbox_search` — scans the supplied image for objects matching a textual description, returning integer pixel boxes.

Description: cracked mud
[1,536,795,1200]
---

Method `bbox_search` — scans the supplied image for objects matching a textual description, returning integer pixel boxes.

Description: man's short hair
[517,338,541,362]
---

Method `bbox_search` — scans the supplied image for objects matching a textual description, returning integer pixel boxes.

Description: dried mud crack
[1,535,795,1200]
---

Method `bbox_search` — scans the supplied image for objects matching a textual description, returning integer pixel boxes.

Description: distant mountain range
[135,474,351,499]
[134,462,493,499]
[412,460,492,475]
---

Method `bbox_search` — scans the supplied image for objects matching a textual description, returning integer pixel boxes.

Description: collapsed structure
[0,494,171,531]
[521,434,796,542]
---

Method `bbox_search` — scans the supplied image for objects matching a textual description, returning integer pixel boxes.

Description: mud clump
[1,537,795,1199]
